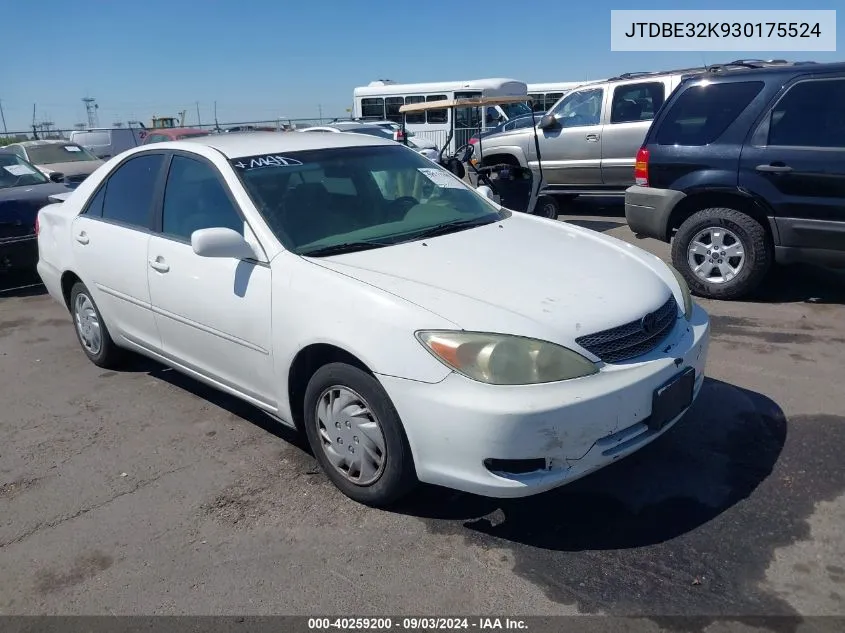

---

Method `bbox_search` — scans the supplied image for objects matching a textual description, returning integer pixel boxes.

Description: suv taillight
[634,147,649,186]
[35,213,40,237]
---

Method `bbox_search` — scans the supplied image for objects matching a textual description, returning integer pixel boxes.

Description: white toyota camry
[36,131,710,506]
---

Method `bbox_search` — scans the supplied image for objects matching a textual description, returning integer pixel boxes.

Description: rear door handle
[75,231,89,245]
[585,133,600,142]
[148,257,170,273]
[755,163,793,173]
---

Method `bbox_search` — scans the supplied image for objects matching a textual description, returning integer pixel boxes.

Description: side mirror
[49,172,65,183]
[476,185,496,201]
[538,114,558,130]
[191,227,256,259]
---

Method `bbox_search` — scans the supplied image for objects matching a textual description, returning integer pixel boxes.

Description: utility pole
[195,101,201,127]
[214,101,220,132]
[32,103,38,139]
[0,99,7,135]
[82,97,99,128]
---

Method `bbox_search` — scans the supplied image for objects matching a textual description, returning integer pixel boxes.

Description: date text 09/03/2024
[307,617,528,630]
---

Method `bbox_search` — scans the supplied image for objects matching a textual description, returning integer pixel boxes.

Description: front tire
[303,363,416,507]
[671,207,772,300]
[535,195,560,219]
[69,281,124,368]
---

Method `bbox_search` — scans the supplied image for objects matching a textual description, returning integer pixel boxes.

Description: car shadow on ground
[392,377,787,553]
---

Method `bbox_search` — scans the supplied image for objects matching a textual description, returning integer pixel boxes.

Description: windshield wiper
[402,217,498,241]
[298,240,392,257]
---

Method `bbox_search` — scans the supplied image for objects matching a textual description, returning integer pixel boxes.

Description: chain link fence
[0,116,348,146]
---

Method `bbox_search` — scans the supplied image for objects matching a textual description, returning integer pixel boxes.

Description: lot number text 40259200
[307,617,528,630]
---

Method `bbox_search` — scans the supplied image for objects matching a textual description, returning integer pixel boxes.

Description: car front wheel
[671,207,772,300]
[303,362,417,507]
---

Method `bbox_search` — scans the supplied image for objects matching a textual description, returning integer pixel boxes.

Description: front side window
[0,153,49,189]
[161,155,244,241]
[767,78,845,148]
[231,145,503,255]
[655,81,764,146]
[610,82,666,124]
[25,143,100,164]
[550,88,604,127]
[100,153,165,228]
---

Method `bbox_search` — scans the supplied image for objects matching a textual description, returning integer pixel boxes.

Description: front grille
[575,296,679,363]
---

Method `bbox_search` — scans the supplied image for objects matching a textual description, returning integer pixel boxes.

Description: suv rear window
[655,81,764,146]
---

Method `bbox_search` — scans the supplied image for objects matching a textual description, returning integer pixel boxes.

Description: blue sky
[2,0,841,132]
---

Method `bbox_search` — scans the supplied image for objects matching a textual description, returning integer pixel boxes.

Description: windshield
[231,145,504,255]
[0,153,49,189]
[500,101,532,119]
[26,143,100,165]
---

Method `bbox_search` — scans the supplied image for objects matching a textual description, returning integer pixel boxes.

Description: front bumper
[624,185,686,242]
[378,304,710,498]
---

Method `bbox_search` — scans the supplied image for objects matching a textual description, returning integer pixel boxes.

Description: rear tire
[671,207,772,300]
[69,281,124,368]
[303,363,417,507]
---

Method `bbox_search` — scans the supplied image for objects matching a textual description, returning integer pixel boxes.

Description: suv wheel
[671,207,772,300]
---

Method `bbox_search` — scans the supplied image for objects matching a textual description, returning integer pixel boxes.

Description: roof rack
[607,59,817,82]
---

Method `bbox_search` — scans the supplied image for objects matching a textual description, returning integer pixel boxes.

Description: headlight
[668,265,693,320]
[416,330,598,385]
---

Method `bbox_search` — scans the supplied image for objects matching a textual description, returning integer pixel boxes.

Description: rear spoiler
[47,192,72,204]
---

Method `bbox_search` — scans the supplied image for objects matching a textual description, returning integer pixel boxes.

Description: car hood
[37,160,103,177]
[310,213,678,349]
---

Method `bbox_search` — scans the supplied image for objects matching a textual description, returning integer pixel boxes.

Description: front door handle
[75,231,89,245]
[755,163,793,173]
[148,257,170,273]
[585,133,600,142]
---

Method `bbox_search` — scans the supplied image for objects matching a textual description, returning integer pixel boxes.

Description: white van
[68,128,144,160]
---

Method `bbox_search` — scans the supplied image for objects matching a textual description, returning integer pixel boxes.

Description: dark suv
[625,61,845,299]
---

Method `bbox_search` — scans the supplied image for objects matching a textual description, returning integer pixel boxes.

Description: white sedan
[36,132,710,507]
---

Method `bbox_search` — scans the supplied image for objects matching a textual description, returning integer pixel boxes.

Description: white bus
[527,81,606,113]
[352,78,531,153]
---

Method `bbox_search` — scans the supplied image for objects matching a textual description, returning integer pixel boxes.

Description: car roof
[173,130,394,158]
[603,59,840,85]
[16,139,77,147]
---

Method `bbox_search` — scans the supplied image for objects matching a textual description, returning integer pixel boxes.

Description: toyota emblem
[640,312,658,334]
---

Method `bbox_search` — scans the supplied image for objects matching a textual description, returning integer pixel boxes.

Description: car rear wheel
[671,207,772,300]
[69,281,124,368]
[303,362,417,507]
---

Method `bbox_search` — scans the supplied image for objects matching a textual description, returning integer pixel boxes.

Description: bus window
[426,95,448,123]
[405,96,426,124]
[529,94,545,112]
[361,98,385,119]
[385,97,404,123]
[545,93,563,111]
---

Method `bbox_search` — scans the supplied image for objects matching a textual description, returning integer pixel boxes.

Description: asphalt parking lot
[1,198,844,622]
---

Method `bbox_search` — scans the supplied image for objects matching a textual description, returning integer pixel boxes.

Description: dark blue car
[0,151,71,275]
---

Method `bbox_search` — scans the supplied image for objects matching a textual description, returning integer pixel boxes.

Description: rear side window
[767,78,845,148]
[610,82,665,124]
[101,154,165,228]
[655,81,764,146]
